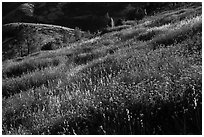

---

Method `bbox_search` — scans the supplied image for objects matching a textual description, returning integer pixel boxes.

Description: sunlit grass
[3,40,201,134]
[2,64,67,98]
[3,56,63,78]
[2,4,202,135]
[150,15,201,49]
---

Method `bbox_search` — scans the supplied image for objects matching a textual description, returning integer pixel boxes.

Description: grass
[149,15,202,50]
[2,64,67,98]
[146,5,201,28]
[3,56,63,78]
[5,44,202,134]
[2,22,91,60]
[119,27,147,41]
[3,39,202,134]
[2,4,202,135]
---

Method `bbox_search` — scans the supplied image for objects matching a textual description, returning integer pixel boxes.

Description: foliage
[3,56,62,78]
[2,3,202,135]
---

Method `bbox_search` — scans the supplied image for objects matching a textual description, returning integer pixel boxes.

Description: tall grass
[2,42,202,134]
[3,57,62,78]
[2,5,202,135]
[150,15,202,49]
[2,64,66,98]
[119,27,147,41]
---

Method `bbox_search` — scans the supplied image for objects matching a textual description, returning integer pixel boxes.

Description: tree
[104,12,114,28]
[74,27,82,41]
[18,24,37,56]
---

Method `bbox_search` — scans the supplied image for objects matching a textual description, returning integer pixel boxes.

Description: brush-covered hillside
[3,2,200,32]
[2,22,91,61]
[2,2,202,135]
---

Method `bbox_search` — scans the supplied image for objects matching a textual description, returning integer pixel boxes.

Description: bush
[73,53,95,65]
[74,27,82,41]
[115,18,124,26]
[119,27,147,41]
[41,42,53,51]
[137,30,157,41]
[126,8,146,20]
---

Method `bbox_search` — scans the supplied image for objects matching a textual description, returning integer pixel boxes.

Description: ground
[2,3,202,135]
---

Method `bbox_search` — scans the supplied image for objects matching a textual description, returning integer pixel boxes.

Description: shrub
[137,30,157,41]
[119,27,147,41]
[41,42,53,51]
[74,27,82,41]
[115,18,124,26]
[73,53,95,65]
[125,6,146,20]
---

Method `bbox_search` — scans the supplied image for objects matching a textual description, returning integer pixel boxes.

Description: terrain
[3,2,199,32]
[2,2,202,135]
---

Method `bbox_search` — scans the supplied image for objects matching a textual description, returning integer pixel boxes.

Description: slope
[2,3,202,135]
[2,22,90,61]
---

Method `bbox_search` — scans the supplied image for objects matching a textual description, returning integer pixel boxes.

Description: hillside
[2,2,202,135]
[2,22,91,61]
[2,2,201,32]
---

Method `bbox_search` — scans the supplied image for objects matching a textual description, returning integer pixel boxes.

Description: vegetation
[2,3,202,135]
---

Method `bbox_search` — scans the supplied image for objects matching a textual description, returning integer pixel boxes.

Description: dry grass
[2,5,202,135]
